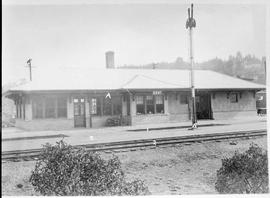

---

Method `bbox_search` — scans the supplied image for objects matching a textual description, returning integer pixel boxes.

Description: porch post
[163,92,169,114]
[85,97,90,128]
[67,95,74,119]
[89,96,92,128]
[129,94,135,125]
[121,94,127,116]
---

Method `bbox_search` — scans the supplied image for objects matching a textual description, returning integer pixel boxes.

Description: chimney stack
[105,51,115,69]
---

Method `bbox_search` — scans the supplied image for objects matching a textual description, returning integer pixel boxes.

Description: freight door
[196,93,213,119]
[74,98,86,128]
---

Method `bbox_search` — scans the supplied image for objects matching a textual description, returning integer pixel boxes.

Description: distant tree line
[119,52,266,84]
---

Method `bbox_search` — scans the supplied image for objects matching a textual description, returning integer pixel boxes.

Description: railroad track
[2,129,267,162]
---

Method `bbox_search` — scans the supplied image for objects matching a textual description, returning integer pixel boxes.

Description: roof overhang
[5,87,265,97]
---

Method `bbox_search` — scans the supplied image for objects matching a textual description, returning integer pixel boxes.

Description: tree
[215,144,268,194]
[29,140,150,196]
[223,57,234,75]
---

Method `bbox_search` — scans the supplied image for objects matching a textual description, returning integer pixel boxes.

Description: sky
[2,0,267,84]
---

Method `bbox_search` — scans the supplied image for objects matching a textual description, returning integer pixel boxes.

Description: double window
[136,96,144,114]
[146,96,154,114]
[32,96,67,119]
[136,95,164,115]
[155,95,164,113]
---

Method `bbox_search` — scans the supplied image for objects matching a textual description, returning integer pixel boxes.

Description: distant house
[5,52,265,131]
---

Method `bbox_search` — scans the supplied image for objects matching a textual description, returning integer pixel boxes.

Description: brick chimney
[105,51,115,69]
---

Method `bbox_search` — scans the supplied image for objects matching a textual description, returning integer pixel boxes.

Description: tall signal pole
[186,4,197,129]
[26,58,32,81]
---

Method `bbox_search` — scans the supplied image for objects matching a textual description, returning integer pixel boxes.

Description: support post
[186,4,198,129]
[189,28,197,128]
[89,97,92,128]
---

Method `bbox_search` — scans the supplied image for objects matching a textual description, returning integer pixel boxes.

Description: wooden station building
[6,52,265,131]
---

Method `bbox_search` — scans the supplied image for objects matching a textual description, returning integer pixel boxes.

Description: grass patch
[2,136,267,195]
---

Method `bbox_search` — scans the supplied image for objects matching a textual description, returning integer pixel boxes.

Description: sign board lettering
[153,91,162,95]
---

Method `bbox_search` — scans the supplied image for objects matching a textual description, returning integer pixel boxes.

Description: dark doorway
[196,93,213,120]
[74,97,86,128]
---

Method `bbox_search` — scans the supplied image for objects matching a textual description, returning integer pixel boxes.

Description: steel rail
[2,129,267,161]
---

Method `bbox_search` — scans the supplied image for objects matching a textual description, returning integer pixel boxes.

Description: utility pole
[186,4,197,129]
[26,58,32,81]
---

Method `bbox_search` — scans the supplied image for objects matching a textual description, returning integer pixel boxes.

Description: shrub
[215,143,268,194]
[29,140,150,196]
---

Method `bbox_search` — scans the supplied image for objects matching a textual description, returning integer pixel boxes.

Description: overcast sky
[2,1,267,84]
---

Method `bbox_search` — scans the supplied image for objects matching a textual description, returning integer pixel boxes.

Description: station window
[230,93,238,103]
[91,97,102,116]
[136,96,144,114]
[96,98,101,115]
[155,95,164,113]
[74,103,80,116]
[103,98,112,115]
[91,98,97,115]
[112,96,122,115]
[57,97,67,118]
[146,95,154,114]
[180,95,188,104]
[32,96,67,119]
[79,103,85,115]
[136,95,165,114]
[91,96,121,116]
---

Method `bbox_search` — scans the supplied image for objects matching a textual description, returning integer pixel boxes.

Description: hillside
[118,52,266,85]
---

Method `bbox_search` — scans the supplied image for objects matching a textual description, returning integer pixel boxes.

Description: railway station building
[6,53,265,131]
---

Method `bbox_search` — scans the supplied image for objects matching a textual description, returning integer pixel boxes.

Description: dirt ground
[1,136,268,195]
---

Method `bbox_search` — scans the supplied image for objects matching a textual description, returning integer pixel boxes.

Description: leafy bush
[29,140,150,196]
[215,144,268,194]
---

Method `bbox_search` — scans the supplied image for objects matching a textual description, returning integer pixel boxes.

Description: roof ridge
[134,74,184,87]
[119,74,139,89]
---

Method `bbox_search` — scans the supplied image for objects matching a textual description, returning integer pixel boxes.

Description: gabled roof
[8,68,265,92]
[121,74,186,90]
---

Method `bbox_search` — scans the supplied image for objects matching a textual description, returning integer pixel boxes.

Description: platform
[2,117,267,152]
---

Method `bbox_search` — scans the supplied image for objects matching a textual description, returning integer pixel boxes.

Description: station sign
[153,90,162,95]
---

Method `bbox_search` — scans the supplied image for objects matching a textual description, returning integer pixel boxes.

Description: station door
[74,97,86,128]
